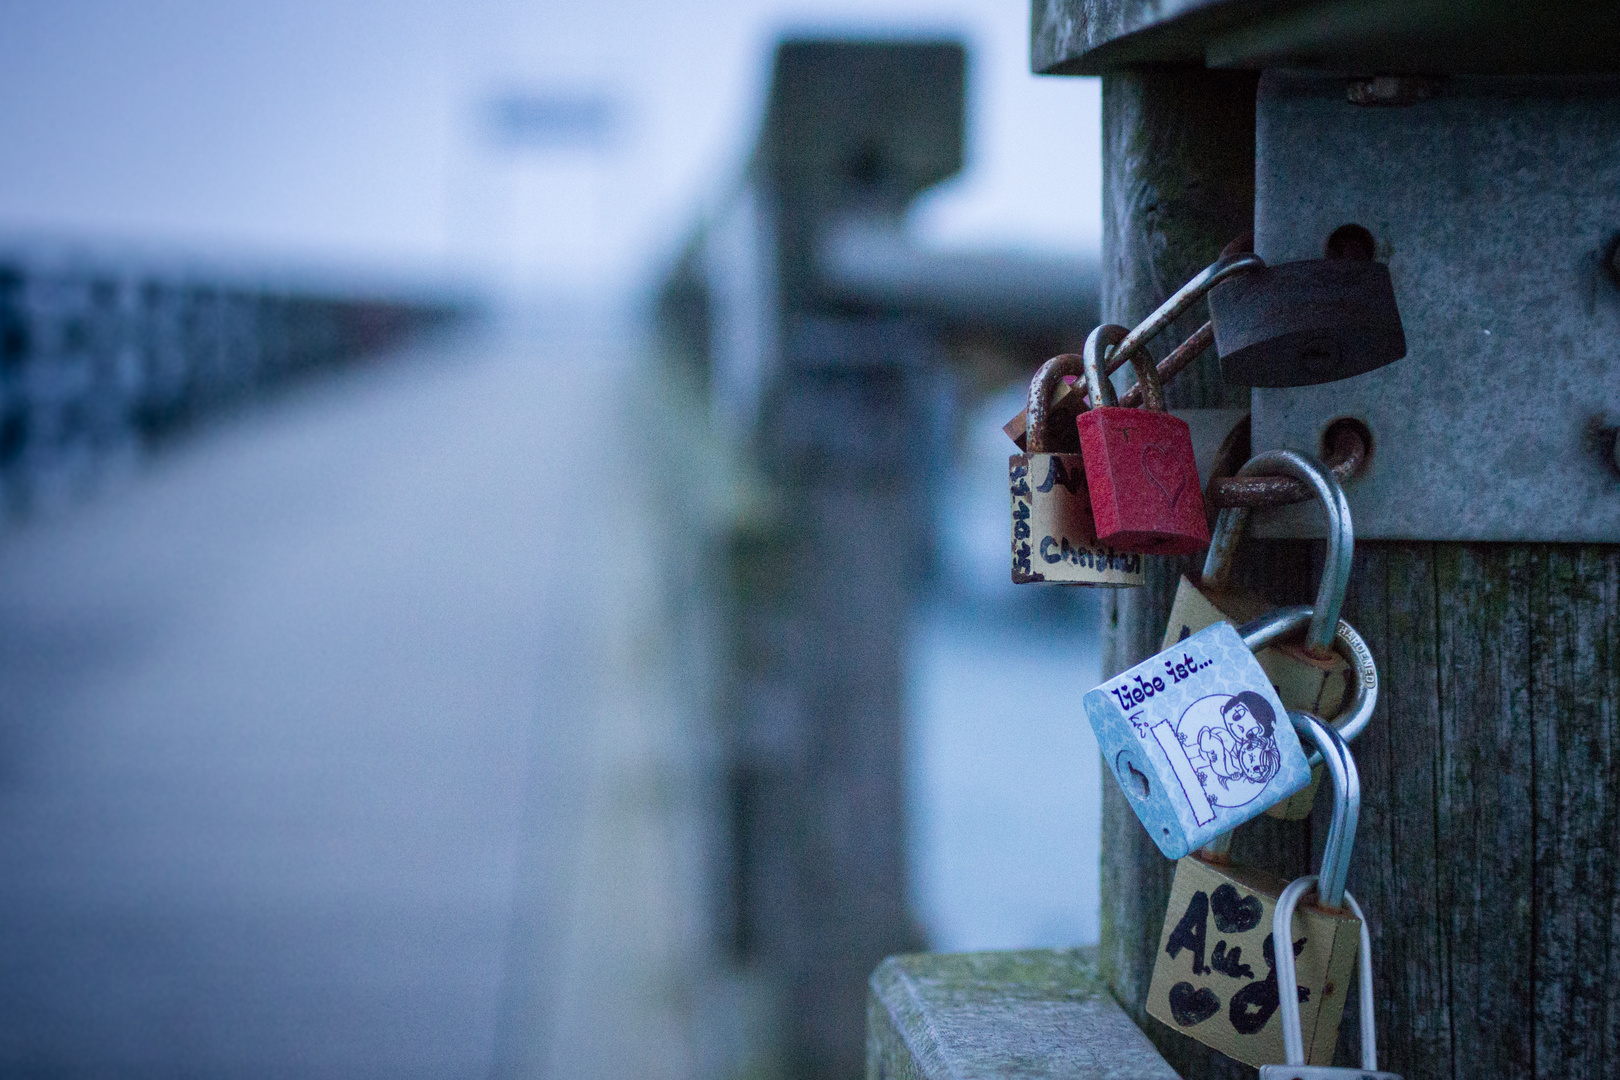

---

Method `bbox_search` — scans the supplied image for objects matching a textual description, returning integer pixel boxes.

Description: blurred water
[905,385,1105,952]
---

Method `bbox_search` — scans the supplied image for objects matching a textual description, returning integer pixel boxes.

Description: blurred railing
[0,254,463,515]
[654,37,1100,1080]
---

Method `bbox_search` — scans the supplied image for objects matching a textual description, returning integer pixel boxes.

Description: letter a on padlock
[1075,324,1210,555]
[1146,714,1366,1068]
[1083,619,1312,859]
[1011,352,1144,586]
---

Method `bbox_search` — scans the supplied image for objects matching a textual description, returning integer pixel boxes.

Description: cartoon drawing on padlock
[1085,621,1311,858]
[1185,691,1281,794]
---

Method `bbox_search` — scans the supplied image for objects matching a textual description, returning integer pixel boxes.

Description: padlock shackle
[1273,879,1380,1072]
[1081,323,1127,410]
[1239,605,1379,766]
[1204,450,1353,654]
[1290,711,1359,909]
[1092,251,1266,408]
[1025,352,1089,453]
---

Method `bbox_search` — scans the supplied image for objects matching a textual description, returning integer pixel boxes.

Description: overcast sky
[0,0,1101,296]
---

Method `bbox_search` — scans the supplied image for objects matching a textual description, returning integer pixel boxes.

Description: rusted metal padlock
[1208,240,1406,387]
[1260,876,1401,1079]
[1075,323,1209,555]
[1161,449,1377,819]
[1147,710,1366,1069]
[1010,353,1144,586]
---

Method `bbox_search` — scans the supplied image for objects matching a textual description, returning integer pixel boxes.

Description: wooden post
[1095,65,1620,1079]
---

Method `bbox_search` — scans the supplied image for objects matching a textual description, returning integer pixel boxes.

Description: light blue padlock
[1084,620,1311,859]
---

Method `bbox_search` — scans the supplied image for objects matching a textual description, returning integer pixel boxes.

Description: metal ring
[1085,252,1266,408]
[1239,606,1378,763]
[1206,451,1353,654]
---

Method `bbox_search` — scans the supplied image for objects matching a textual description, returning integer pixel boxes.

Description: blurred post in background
[659,37,1101,1079]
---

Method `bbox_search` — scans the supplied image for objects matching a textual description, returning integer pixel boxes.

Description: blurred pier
[0,16,1112,1079]
[0,312,724,1079]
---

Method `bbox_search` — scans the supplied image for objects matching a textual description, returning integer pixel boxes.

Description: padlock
[1209,254,1406,387]
[1259,878,1402,1079]
[1011,352,1145,586]
[1161,449,1374,819]
[1075,323,1209,555]
[1082,609,1331,859]
[1146,712,1368,1068]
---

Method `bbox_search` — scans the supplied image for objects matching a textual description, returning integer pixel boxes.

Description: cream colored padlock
[1146,710,1365,1067]
[1011,352,1143,586]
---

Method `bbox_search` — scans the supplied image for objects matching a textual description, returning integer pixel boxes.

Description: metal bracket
[1250,72,1620,541]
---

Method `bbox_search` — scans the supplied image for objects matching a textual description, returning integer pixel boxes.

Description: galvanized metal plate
[1250,72,1620,541]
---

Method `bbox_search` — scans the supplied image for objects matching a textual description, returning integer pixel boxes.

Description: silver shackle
[1089,251,1266,408]
[1269,882,1386,1075]
[1290,712,1359,909]
[1204,450,1353,656]
[1265,719,1391,1076]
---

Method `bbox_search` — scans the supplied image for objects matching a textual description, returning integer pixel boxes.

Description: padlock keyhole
[1117,751,1151,800]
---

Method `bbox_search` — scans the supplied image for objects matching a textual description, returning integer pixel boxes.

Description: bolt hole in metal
[1321,417,1373,479]
[1325,223,1377,261]
[1603,232,1620,290]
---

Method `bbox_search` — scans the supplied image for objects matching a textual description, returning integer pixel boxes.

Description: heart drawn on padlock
[1168,981,1221,1026]
[1141,442,1190,510]
[1211,883,1264,933]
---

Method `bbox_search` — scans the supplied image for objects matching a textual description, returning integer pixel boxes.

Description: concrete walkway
[0,315,717,1079]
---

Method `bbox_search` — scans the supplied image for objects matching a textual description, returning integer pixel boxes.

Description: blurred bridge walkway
[0,314,715,1080]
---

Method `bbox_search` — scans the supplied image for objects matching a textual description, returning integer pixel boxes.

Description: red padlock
[1075,323,1210,555]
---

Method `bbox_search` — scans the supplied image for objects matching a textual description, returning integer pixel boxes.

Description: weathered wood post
[1032,4,1620,1077]
[660,39,1108,1079]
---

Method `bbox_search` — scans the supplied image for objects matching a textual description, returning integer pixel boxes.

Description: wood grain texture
[1530,547,1620,1078]
[1329,544,1452,1077]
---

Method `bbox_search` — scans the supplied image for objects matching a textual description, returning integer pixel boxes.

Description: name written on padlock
[1083,623,1311,858]
[1011,455,1145,585]
[1146,859,1361,1067]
